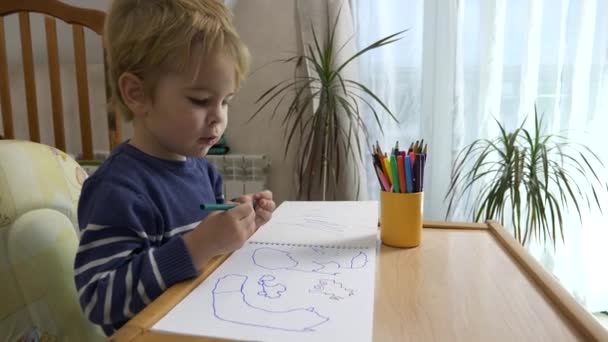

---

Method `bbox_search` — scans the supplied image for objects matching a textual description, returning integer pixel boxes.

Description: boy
[74,0,275,336]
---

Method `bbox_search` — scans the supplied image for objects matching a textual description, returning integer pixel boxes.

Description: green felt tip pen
[200,202,257,211]
[199,203,236,211]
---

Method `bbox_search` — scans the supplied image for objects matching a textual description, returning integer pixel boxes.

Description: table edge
[485,220,608,341]
[110,221,608,342]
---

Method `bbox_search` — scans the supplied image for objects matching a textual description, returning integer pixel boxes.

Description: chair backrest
[0,0,121,160]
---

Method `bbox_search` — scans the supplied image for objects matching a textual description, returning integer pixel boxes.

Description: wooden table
[111,221,608,341]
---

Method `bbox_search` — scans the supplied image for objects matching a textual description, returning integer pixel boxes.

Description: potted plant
[249,10,403,200]
[445,108,607,247]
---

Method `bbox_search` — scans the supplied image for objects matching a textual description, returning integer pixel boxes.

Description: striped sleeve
[74,183,198,335]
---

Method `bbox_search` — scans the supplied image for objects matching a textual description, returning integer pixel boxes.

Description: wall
[1,0,300,204]
[228,0,299,203]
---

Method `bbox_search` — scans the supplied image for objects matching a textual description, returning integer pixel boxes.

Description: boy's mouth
[199,136,219,146]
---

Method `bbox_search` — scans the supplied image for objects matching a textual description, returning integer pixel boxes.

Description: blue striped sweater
[74,143,224,335]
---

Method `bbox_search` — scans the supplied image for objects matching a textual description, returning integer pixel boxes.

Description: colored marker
[414,153,422,192]
[397,155,406,193]
[405,154,414,193]
[383,154,393,185]
[200,203,236,211]
[390,155,400,193]
[374,164,391,192]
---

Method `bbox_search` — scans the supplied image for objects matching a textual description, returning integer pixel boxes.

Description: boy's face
[137,48,235,160]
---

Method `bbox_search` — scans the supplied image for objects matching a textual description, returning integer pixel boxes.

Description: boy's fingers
[232,194,253,204]
[257,199,276,211]
[266,200,276,211]
[253,190,273,200]
[246,210,257,233]
[256,209,272,225]
[207,211,222,217]
[229,202,255,220]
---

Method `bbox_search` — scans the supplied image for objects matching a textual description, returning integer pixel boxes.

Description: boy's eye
[187,97,210,106]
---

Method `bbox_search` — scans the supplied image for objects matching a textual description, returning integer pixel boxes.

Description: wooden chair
[0,0,121,160]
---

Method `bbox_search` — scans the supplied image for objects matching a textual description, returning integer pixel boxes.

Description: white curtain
[353,0,608,312]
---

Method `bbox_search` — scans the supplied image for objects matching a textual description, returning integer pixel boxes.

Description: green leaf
[345,81,399,123]
[348,92,384,135]
[578,151,602,184]
[334,30,407,77]
[283,92,318,159]
[249,78,312,122]
[336,96,365,161]
[276,80,319,121]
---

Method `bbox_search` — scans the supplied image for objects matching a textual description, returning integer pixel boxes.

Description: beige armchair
[0,140,104,341]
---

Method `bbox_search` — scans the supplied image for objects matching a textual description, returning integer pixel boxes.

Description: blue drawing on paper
[348,251,368,268]
[212,274,329,332]
[257,275,287,299]
[310,246,325,254]
[252,247,368,275]
[309,279,354,300]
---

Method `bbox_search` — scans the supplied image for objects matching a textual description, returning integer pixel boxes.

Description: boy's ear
[118,72,148,117]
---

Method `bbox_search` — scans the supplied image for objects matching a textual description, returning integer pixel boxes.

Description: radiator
[206,154,270,201]
[79,152,270,201]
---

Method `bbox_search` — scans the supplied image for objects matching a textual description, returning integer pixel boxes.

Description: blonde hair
[105,0,250,121]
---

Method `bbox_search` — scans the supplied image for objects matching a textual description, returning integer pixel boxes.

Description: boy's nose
[206,104,224,124]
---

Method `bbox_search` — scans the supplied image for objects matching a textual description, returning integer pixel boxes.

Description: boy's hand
[183,202,256,271]
[232,190,276,229]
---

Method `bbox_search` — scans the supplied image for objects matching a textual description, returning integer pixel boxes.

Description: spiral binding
[247,241,368,249]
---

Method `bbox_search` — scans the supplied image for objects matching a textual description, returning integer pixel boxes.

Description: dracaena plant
[249,9,403,200]
[445,107,608,247]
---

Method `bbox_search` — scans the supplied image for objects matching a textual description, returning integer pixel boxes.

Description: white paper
[152,243,376,341]
[152,201,379,341]
[250,201,379,248]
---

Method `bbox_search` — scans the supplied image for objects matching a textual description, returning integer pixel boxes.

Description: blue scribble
[212,274,329,332]
[257,275,287,299]
[310,247,325,254]
[311,261,340,275]
[349,252,368,268]
[252,247,369,275]
[309,279,355,300]
[252,248,299,270]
